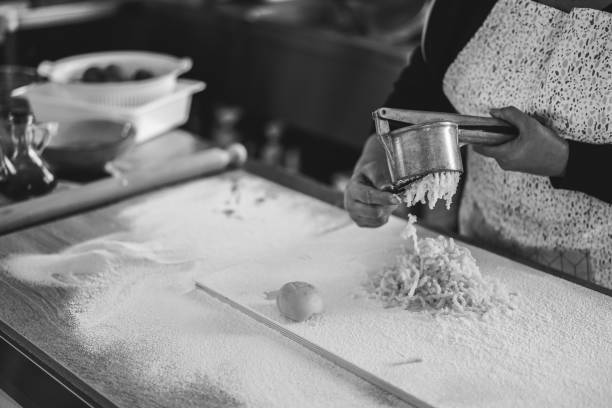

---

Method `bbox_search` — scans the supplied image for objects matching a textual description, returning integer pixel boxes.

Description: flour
[2,172,406,408]
[201,214,612,408]
[3,171,611,408]
[70,278,405,408]
[2,238,195,288]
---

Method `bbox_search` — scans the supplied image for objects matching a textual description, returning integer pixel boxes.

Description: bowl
[43,119,136,177]
[22,79,205,143]
[37,51,192,107]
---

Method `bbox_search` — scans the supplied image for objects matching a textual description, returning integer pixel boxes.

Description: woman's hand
[473,106,569,177]
[344,160,401,228]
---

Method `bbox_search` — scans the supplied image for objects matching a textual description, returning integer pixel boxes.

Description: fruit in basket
[103,64,123,82]
[132,69,154,81]
[40,52,194,106]
[81,66,106,83]
[79,64,155,83]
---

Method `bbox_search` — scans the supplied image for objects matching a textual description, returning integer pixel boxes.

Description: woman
[344,0,612,289]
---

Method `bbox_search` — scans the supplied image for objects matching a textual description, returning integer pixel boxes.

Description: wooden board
[197,221,612,408]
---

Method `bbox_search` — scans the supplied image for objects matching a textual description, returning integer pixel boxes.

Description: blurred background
[0,0,430,190]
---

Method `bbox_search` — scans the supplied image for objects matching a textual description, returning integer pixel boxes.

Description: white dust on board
[1,172,406,408]
[4,238,192,288]
[200,214,612,408]
[3,171,612,408]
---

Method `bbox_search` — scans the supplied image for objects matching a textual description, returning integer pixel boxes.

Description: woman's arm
[474,106,612,205]
[345,45,457,228]
[550,140,612,204]
[344,134,401,228]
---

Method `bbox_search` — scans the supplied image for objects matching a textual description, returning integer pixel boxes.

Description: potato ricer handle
[374,108,514,127]
[458,125,518,146]
[375,107,518,146]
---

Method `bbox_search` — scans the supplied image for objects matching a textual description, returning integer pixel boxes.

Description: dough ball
[276,281,324,322]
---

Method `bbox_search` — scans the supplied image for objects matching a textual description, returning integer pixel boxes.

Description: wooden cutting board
[197,220,612,408]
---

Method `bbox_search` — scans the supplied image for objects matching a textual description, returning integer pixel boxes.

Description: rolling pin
[0,143,247,236]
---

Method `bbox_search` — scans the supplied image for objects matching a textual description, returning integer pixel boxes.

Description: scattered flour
[2,171,611,408]
[2,237,195,288]
[0,172,407,408]
[70,275,405,408]
[201,214,612,408]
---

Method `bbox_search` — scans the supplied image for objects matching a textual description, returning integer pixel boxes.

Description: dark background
[0,0,419,187]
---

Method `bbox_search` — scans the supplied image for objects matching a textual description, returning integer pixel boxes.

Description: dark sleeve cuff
[549,139,582,190]
[550,139,612,204]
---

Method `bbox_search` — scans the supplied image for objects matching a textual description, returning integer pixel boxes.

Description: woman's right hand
[344,160,401,228]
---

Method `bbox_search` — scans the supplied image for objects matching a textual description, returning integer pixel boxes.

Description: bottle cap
[8,97,33,124]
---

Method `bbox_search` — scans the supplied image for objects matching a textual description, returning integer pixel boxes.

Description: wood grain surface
[0,174,244,408]
[2,162,608,408]
[0,168,408,408]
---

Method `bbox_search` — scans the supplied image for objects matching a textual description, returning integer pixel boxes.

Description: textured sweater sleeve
[549,140,612,204]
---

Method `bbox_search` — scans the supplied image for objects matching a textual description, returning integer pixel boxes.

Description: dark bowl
[43,119,135,177]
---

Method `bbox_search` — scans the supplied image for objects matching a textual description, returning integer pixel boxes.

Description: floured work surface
[199,221,612,408]
[1,170,611,407]
[0,171,409,408]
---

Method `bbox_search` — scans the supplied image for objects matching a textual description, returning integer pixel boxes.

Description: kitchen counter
[0,130,610,408]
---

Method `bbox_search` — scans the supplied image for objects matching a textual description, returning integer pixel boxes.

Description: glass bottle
[0,144,16,194]
[261,121,284,167]
[3,111,56,200]
[212,106,242,148]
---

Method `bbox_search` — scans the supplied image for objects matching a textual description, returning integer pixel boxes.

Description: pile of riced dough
[400,171,460,209]
[367,215,515,315]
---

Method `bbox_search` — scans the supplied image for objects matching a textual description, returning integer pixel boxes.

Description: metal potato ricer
[372,107,518,193]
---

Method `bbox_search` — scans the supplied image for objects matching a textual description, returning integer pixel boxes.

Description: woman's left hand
[473,106,569,177]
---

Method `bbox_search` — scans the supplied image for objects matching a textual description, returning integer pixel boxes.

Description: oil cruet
[0,143,17,193]
[2,111,57,200]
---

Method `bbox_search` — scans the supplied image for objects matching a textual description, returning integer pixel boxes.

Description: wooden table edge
[0,320,115,408]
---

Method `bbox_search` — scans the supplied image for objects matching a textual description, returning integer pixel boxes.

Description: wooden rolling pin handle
[0,144,248,236]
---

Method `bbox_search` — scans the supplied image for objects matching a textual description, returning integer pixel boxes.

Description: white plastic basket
[22,79,205,143]
[37,51,193,107]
